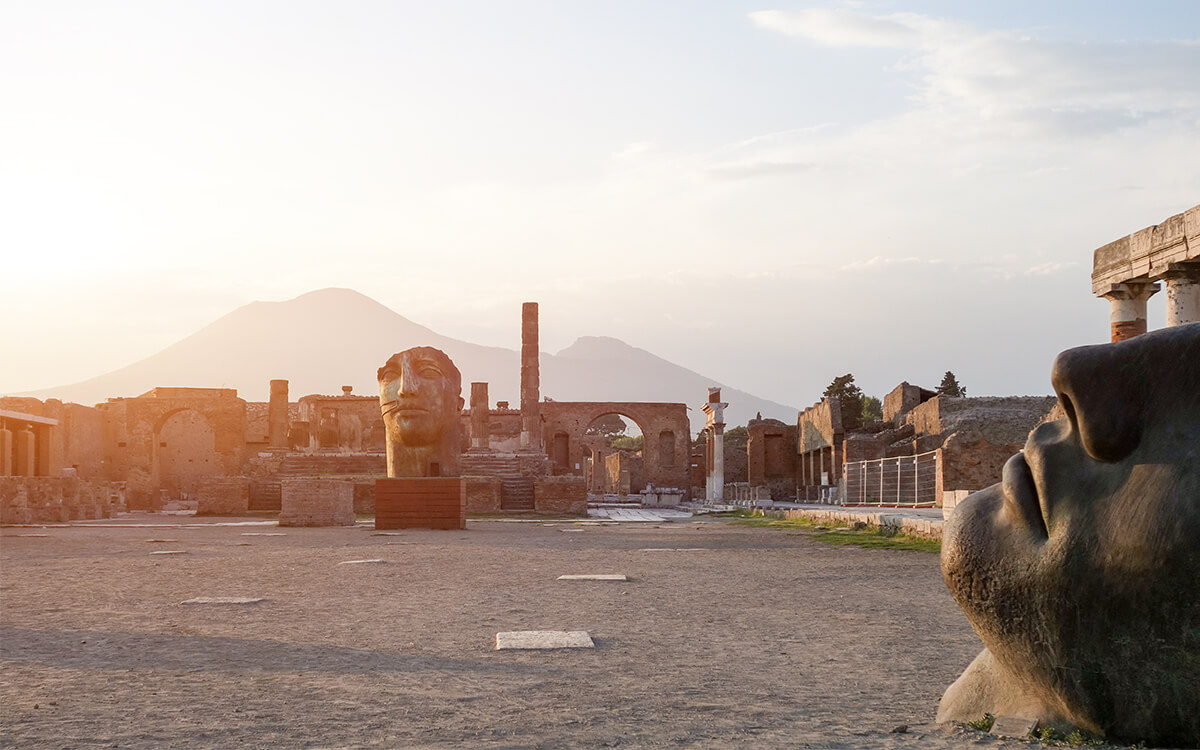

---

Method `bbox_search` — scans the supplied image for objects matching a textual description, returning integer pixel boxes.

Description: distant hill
[21,288,797,431]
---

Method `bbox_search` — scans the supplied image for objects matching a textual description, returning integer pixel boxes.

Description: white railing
[841,450,939,507]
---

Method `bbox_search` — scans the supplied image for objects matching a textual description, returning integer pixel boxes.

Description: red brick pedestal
[375,478,465,530]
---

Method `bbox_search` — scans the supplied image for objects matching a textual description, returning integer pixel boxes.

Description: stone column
[13,429,35,477]
[702,388,727,503]
[268,379,289,448]
[520,302,541,451]
[1102,281,1159,342]
[470,382,490,450]
[1162,263,1200,327]
[0,427,12,476]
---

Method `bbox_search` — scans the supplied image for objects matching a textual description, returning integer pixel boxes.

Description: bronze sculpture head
[377,347,463,477]
[940,322,1200,746]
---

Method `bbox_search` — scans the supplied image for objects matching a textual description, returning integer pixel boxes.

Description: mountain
[21,288,797,431]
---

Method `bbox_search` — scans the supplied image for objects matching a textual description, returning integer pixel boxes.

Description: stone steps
[279,454,386,477]
[461,453,536,510]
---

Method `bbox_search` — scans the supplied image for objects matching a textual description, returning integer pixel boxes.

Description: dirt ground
[1,515,1037,749]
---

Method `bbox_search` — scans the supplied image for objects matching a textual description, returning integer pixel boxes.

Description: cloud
[705,160,816,181]
[752,9,1200,136]
[749,9,921,48]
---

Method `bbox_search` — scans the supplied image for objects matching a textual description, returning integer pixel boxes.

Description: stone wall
[279,478,355,527]
[938,432,1023,496]
[374,478,465,530]
[883,382,935,424]
[0,477,120,523]
[196,477,250,516]
[534,476,587,515]
[465,476,503,513]
[747,418,798,500]
[296,394,384,451]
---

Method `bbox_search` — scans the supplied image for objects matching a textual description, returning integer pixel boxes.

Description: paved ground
[1,514,1035,749]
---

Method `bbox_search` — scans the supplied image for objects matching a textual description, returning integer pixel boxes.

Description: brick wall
[375,478,465,530]
[279,478,355,527]
[533,476,587,515]
[196,477,250,516]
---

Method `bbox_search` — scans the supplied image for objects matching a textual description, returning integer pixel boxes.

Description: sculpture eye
[420,366,441,379]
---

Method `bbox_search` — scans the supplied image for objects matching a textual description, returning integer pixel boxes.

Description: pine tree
[938,371,966,398]
[824,374,865,431]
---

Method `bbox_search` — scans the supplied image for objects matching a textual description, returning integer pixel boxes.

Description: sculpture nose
[1051,341,1145,463]
[397,357,418,397]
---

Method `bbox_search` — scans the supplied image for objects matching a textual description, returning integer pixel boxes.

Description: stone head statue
[939,322,1200,746]
[377,347,464,477]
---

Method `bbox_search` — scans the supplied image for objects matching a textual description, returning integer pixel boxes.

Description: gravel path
[1,516,1032,749]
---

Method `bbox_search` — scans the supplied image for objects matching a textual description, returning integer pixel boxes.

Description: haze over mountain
[22,288,796,432]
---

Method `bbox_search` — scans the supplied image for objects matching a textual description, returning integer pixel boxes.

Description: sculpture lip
[381,402,429,417]
[1002,452,1048,538]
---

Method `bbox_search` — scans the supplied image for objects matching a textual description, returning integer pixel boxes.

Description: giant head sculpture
[377,347,464,477]
[939,322,1200,746]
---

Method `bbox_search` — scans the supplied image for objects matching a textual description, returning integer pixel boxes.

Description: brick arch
[539,402,690,495]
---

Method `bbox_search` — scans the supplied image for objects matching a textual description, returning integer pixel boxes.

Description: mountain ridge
[19,288,798,431]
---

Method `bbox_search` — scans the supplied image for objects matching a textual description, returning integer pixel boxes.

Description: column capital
[1101,280,1160,302]
[1159,261,1200,282]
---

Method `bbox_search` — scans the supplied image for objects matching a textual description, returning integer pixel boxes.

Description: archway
[582,413,645,495]
[153,409,220,499]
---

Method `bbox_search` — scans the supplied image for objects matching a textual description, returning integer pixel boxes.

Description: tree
[938,371,967,398]
[586,414,627,437]
[723,425,748,453]
[824,373,865,431]
[862,395,883,423]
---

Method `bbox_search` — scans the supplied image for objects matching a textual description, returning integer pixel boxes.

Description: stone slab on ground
[149,550,187,555]
[338,559,386,565]
[241,532,286,536]
[495,631,595,650]
[557,574,628,581]
[180,597,265,605]
[990,716,1038,738]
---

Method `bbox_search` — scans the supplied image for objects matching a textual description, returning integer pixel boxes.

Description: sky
[3,0,1199,410]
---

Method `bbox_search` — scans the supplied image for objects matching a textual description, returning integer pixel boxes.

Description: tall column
[702,387,727,503]
[13,429,35,477]
[470,382,490,450]
[0,427,12,476]
[268,379,289,448]
[1162,263,1200,327]
[1102,281,1159,342]
[520,302,541,451]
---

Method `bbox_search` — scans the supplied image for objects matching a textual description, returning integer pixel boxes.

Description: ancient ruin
[1092,202,1200,340]
[938,322,1200,746]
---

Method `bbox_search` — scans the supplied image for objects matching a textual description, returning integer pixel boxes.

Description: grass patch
[966,713,995,731]
[730,511,941,553]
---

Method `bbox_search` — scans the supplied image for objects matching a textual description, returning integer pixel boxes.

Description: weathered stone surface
[150,550,187,555]
[990,716,1039,739]
[377,347,463,478]
[196,476,250,516]
[338,559,386,565]
[464,475,502,513]
[533,476,587,515]
[494,631,594,650]
[940,323,1200,747]
[279,478,355,527]
[556,574,628,581]
[180,597,265,605]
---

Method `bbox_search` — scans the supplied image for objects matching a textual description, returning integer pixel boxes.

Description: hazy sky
[3,0,1199,409]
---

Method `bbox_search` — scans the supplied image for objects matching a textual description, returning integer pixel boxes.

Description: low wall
[0,477,122,524]
[777,507,944,541]
[279,478,355,527]
[196,477,250,516]
[464,476,502,513]
[375,478,465,530]
[533,476,587,515]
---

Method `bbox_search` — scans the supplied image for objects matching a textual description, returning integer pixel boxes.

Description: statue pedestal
[375,478,465,530]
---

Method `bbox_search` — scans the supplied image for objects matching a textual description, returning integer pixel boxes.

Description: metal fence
[841,450,939,507]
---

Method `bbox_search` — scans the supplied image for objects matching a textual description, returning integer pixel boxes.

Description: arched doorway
[153,409,221,499]
[582,413,645,495]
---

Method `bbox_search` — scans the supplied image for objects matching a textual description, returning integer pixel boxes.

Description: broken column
[1163,263,1200,327]
[268,379,289,448]
[470,382,490,450]
[1102,281,1160,342]
[520,302,541,451]
[702,387,727,503]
